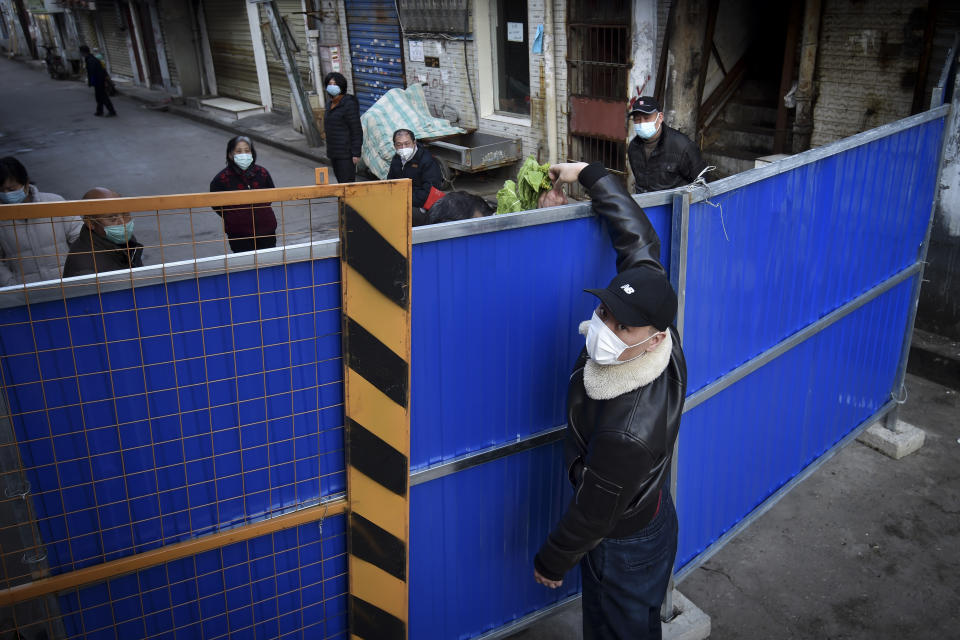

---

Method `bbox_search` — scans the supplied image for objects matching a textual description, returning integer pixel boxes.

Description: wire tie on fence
[893,384,908,405]
[691,166,729,242]
[317,500,329,537]
[4,480,30,500]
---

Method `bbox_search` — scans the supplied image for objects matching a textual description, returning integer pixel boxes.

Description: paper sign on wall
[409,40,425,62]
[507,22,524,43]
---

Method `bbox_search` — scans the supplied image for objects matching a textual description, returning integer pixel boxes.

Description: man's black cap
[586,265,677,331]
[628,95,660,116]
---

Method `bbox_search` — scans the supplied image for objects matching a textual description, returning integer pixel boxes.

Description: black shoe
[94,112,103,117]
[106,112,117,117]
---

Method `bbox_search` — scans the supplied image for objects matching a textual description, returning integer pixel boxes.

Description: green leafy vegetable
[496,180,523,214]
[495,156,553,214]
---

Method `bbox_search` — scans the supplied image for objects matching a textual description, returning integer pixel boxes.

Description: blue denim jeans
[581,490,679,640]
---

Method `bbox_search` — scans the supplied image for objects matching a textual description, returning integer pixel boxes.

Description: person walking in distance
[81,45,116,117]
[534,161,686,640]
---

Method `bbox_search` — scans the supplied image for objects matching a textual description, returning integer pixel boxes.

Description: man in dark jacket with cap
[386,129,443,210]
[628,96,705,193]
[533,161,686,640]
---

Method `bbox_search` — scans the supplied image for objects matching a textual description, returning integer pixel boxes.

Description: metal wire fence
[0,175,356,639]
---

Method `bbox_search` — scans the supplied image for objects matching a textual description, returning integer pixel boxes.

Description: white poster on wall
[507,22,524,43]
[409,40,424,62]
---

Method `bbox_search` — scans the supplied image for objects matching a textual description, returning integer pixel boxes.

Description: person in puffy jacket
[0,156,82,286]
[534,161,686,640]
[209,136,278,253]
[322,72,362,183]
[386,129,443,211]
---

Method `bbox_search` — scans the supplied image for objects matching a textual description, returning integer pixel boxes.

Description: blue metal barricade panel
[54,515,347,639]
[409,444,579,640]
[675,279,913,568]
[682,119,943,393]
[0,258,345,578]
[410,205,673,471]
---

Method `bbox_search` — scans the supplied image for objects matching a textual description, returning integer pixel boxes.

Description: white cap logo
[620,284,635,295]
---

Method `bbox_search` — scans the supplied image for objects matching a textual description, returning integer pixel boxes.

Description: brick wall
[811,0,928,147]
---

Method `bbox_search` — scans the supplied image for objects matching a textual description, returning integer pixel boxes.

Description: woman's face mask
[326,84,341,97]
[233,153,254,170]
[0,188,27,204]
[585,311,659,366]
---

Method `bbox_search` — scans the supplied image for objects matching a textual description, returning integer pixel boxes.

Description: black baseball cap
[586,265,677,331]
[628,96,660,116]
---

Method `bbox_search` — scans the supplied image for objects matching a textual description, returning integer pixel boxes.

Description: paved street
[0,57,338,265]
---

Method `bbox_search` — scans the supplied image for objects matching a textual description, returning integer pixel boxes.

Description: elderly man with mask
[533,161,686,640]
[63,188,143,277]
[386,129,443,211]
[627,96,706,194]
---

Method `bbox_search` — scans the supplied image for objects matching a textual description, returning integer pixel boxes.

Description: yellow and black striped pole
[340,180,411,639]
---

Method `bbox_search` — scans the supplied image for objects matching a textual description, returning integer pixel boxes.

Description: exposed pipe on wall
[543,0,558,163]
[792,0,822,153]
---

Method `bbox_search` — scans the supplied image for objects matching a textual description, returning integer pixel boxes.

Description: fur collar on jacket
[578,321,673,400]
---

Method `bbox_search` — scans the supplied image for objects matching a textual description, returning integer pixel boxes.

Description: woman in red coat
[209,136,278,253]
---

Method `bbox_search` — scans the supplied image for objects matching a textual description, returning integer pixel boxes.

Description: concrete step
[721,101,780,127]
[703,124,779,155]
[702,149,758,178]
[199,97,266,120]
[907,328,960,391]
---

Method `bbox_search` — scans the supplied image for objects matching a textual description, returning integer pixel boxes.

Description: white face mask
[233,153,253,170]
[636,118,660,140]
[397,146,415,162]
[585,311,659,366]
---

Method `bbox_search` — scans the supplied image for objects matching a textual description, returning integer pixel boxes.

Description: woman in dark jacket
[322,72,363,183]
[209,136,278,253]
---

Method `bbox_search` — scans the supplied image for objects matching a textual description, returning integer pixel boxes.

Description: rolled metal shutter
[154,6,179,90]
[76,10,99,48]
[203,0,260,104]
[259,0,312,112]
[344,0,405,113]
[97,0,134,80]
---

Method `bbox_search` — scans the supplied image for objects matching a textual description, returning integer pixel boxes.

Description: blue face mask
[233,153,253,170]
[326,84,341,97]
[104,220,134,244]
[0,188,27,204]
[635,119,660,140]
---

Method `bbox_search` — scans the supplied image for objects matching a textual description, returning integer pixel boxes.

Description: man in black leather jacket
[628,95,706,193]
[534,161,687,640]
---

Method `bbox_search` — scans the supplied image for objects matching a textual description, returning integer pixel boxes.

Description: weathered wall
[399,0,567,163]
[918,64,960,339]
[811,0,928,147]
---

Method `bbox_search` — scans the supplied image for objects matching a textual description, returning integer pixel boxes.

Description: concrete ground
[511,372,960,639]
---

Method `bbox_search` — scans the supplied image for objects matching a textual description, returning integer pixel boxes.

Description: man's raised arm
[550,161,664,274]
